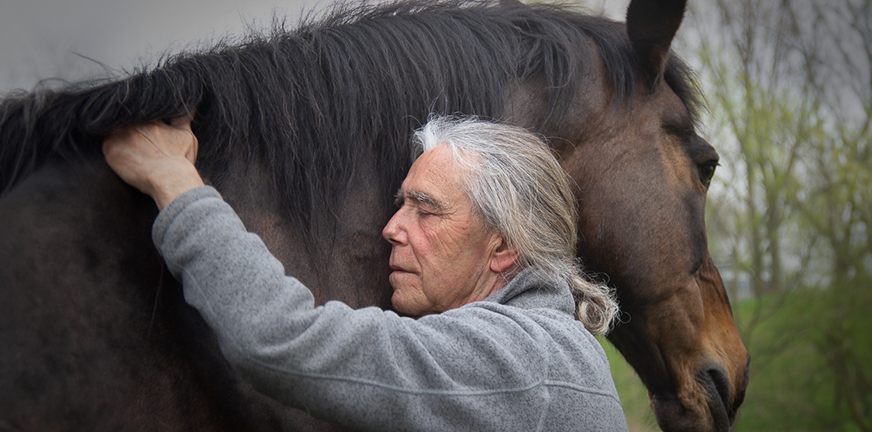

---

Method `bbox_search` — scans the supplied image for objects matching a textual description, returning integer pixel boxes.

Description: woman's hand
[103,116,204,210]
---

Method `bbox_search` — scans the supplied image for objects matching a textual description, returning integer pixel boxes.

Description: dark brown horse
[0,0,748,431]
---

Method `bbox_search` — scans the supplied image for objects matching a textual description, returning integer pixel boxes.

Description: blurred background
[2,0,869,430]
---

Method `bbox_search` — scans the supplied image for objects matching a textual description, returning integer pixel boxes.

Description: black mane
[0,0,700,225]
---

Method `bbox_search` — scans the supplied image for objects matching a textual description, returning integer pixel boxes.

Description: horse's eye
[698,162,717,188]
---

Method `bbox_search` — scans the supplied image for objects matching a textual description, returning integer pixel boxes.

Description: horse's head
[531,0,749,430]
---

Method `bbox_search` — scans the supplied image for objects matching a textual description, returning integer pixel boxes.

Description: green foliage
[731,287,872,432]
[600,338,659,432]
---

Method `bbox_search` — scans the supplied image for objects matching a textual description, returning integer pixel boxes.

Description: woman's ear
[489,236,518,273]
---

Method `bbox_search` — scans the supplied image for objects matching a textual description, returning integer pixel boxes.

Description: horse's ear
[625,0,686,89]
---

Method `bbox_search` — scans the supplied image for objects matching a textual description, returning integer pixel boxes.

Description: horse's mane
[0,0,700,226]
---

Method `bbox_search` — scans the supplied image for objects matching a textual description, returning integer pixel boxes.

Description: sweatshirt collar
[482,269,576,316]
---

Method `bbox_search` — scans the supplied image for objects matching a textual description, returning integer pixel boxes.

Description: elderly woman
[103,115,627,431]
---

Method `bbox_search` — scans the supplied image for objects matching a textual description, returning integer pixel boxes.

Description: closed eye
[394,189,445,216]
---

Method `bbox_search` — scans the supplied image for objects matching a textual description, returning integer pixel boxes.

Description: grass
[600,338,660,432]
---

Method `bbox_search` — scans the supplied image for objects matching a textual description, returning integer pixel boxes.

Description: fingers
[104,117,198,162]
[168,111,194,128]
[102,115,204,209]
[166,114,199,164]
[101,116,199,185]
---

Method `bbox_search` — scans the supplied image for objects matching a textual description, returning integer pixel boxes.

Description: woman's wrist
[149,161,205,210]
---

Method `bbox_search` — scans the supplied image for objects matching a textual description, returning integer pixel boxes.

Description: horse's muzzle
[649,364,744,432]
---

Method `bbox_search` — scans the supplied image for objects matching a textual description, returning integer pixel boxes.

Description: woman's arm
[151,186,556,431]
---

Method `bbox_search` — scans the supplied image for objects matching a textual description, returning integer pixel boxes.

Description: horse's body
[0,1,748,431]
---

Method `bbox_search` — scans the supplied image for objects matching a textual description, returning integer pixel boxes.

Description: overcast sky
[0,0,318,92]
[0,0,630,94]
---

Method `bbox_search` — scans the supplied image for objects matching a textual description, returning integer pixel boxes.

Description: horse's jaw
[605,254,749,432]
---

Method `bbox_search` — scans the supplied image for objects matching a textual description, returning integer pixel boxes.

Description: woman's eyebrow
[394,189,445,211]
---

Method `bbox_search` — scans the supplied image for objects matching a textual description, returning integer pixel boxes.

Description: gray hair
[411,116,619,335]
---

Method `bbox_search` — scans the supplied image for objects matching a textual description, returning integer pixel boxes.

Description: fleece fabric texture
[152,186,628,432]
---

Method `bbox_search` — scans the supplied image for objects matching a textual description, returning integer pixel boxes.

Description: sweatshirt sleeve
[151,186,624,432]
[151,187,399,405]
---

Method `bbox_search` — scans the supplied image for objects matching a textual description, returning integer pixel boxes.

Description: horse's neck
[216,153,395,310]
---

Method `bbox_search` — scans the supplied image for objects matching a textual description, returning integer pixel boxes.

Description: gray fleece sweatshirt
[152,186,628,432]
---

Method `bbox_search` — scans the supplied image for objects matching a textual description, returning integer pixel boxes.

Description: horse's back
[0,161,319,431]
